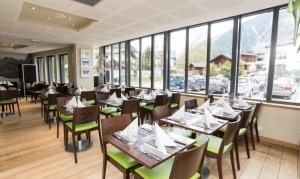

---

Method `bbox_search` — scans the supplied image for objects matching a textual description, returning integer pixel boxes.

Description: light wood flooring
[0,100,299,179]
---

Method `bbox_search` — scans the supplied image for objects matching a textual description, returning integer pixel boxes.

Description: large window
[112,44,120,84]
[141,37,152,88]
[169,29,186,91]
[209,20,233,94]
[130,40,140,87]
[104,46,111,84]
[187,25,208,93]
[237,12,273,99]
[154,34,164,89]
[47,55,56,82]
[120,42,126,85]
[272,8,300,103]
[59,54,69,83]
[37,57,44,82]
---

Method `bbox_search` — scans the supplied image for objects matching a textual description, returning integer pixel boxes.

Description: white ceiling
[0,0,287,54]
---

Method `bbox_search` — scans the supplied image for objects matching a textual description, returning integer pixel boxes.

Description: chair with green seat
[195,119,240,179]
[110,99,140,121]
[140,94,168,124]
[65,105,101,163]
[99,92,119,117]
[101,114,141,179]
[249,103,261,150]
[217,105,256,170]
[45,93,65,129]
[0,89,21,117]
[152,105,194,138]
[134,138,208,179]
[56,96,73,138]
[185,99,198,111]
[80,90,96,105]
[169,93,180,114]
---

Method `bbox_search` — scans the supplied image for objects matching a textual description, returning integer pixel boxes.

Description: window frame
[59,54,69,83]
[47,55,56,83]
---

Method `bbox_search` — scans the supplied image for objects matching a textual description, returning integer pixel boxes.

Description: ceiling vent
[73,0,102,6]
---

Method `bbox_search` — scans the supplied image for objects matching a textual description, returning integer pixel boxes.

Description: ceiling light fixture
[68,17,72,21]
[72,23,75,27]
[31,6,36,10]
[46,16,50,20]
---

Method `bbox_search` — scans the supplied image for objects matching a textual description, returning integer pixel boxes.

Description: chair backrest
[154,94,168,107]
[185,99,198,111]
[56,96,73,113]
[80,91,96,101]
[97,91,109,101]
[110,88,121,98]
[73,105,99,125]
[171,93,180,104]
[0,89,18,100]
[250,103,260,125]
[220,118,240,154]
[151,105,170,125]
[240,105,256,129]
[121,99,139,115]
[100,114,132,151]
[170,138,208,179]
[48,94,65,105]
[124,87,135,96]
[56,86,68,94]
[206,94,214,103]
[129,89,142,97]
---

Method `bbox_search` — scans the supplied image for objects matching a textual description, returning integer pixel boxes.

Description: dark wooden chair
[129,89,142,97]
[184,99,198,111]
[134,139,208,179]
[64,105,101,163]
[124,87,135,96]
[97,92,110,109]
[195,119,240,179]
[101,114,141,179]
[45,93,65,129]
[249,103,261,150]
[205,94,214,103]
[56,96,73,138]
[110,88,122,98]
[140,94,168,124]
[111,99,140,121]
[80,90,96,105]
[56,86,68,95]
[169,93,180,113]
[0,89,21,117]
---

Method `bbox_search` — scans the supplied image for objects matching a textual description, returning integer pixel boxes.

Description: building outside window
[104,46,111,84]
[141,37,152,88]
[47,55,56,82]
[112,44,120,84]
[37,57,44,82]
[59,54,69,83]
[130,40,140,87]
[154,34,164,89]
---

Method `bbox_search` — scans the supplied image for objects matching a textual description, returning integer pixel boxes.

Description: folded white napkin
[204,109,219,128]
[65,97,77,108]
[0,86,6,91]
[7,81,13,86]
[45,88,56,96]
[199,99,210,109]
[168,105,185,121]
[154,123,176,155]
[108,92,117,101]
[3,81,7,84]
[151,91,156,98]
[138,91,145,97]
[77,100,85,107]
[101,85,109,92]
[121,93,128,100]
[238,97,248,107]
[216,95,226,106]
[223,102,235,114]
[0,82,2,85]
[120,118,138,142]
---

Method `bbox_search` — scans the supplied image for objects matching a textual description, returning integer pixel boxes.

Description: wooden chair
[184,99,198,111]
[56,96,73,138]
[249,103,261,150]
[80,90,96,105]
[195,119,240,179]
[97,92,110,109]
[124,87,135,96]
[99,93,119,117]
[134,139,208,179]
[169,93,180,113]
[111,99,140,121]
[100,114,141,179]
[129,89,142,97]
[152,105,193,138]
[64,105,101,163]
[205,94,214,103]
[140,94,168,124]
[0,89,21,117]
[110,88,122,98]
[45,93,65,129]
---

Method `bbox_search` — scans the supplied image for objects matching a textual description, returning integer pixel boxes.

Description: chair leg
[217,158,223,179]
[249,126,256,150]
[12,104,15,114]
[230,150,236,179]
[16,102,21,117]
[72,133,77,163]
[102,156,107,179]
[98,127,103,153]
[65,127,68,150]
[124,170,130,179]
[255,123,260,142]
[244,133,250,158]
[41,104,43,117]
[9,104,11,113]
[57,119,59,138]
[234,142,240,170]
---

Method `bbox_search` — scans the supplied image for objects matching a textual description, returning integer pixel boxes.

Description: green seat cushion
[49,104,57,110]
[218,124,227,133]
[100,107,118,114]
[252,117,257,124]
[195,135,232,155]
[0,98,16,105]
[239,128,247,136]
[218,125,247,136]
[34,90,41,94]
[135,158,200,179]
[107,148,139,169]
[166,127,193,138]
[65,121,97,132]
[59,114,73,122]
[170,103,179,109]
[8,87,17,90]
[86,100,95,105]
[141,104,155,110]
[42,100,48,105]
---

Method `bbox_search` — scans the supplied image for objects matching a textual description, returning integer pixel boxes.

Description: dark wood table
[106,127,196,169]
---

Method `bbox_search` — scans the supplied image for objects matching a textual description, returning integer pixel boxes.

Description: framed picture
[81,58,92,67]
[81,68,93,78]
[81,49,91,58]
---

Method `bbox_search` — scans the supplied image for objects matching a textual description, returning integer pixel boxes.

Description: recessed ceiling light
[31,6,36,10]
[68,17,72,21]
[46,16,50,20]
[30,39,40,43]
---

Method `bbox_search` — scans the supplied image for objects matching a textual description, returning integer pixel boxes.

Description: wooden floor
[0,100,299,179]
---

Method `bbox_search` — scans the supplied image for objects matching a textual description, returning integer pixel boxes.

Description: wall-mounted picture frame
[81,49,91,58]
[81,58,92,67]
[81,68,93,78]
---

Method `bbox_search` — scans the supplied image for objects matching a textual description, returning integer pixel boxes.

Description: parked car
[209,76,230,94]
[275,77,296,94]
[188,75,206,91]
[264,78,293,100]
[169,74,184,90]
[237,77,260,97]
[252,75,267,91]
